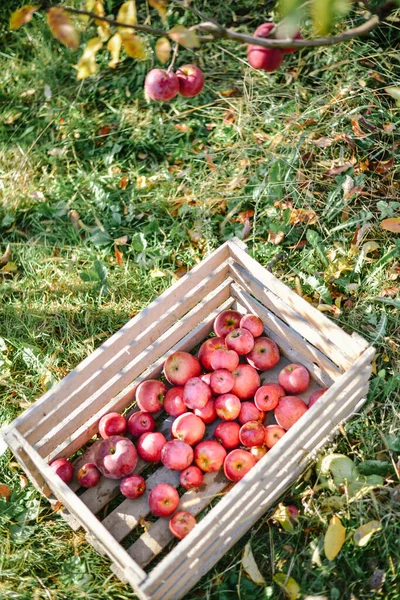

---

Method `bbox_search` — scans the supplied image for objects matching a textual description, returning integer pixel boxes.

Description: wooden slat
[9,242,230,437]
[35,277,232,458]
[230,286,340,385]
[46,295,235,464]
[228,243,366,363]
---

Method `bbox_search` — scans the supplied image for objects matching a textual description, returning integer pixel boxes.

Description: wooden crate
[3,238,375,600]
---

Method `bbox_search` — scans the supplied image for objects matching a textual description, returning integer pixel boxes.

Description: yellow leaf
[107,33,122,68]
[79,0,95,22]
[97,21,111,41]
[149,0,168,24]
[362,241,379,255]
[117,0,137,32]
[169,24,200,48]
[324,515,346,561]
[380,217,400,233]
[121,33,147,60]
[273,573,301,599]
[10,5,40,30]
[242,542,265,585]
[155,36,171,64]
[47,7,80,50]
[353,520,381,547]
[385,86,400,107]
[272,503,294,533]
[76,37,103,80]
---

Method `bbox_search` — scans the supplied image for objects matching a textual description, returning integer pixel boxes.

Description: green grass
[1,1,400,598]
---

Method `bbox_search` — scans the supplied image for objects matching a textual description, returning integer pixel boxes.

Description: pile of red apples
[50,310,326,540]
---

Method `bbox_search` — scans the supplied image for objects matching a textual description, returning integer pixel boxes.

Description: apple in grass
[213,310,242,338]
[214,393,241,421]
[164,387,187,417]
[180,465,204,489]
[265,424,286,448]
[77,463,101,488]
[194,440,227,472]
[214,421,240,450]
[224,449,256,482]
[198,337,226,371]
[254,383,285,412]
[278,363,310,394]
[50,458,73,484]
[127,411,156,438]
[120,474,146,499]
[274,396,308,430]
[98,412,127,439]
[169,511,197,539]
[194,399,217,424]
[137,432,167,462]
[239,421,265,447]
[95,436,138,479]
[309,388,328,407]
[247,23,284,72]
[210,348,239,372]
[210,369,234,395]
[136,380,167,413]
[148,483,179,517]
[240,314,264,338]
[145,69,179,102]
[161,439,194,471]
[183,377,211,410]
[225,328,255,355]
[177,64,204,97]
[231,364,260,400]
[164,351,201,386]
[246,337,280,371]
[238,401,265,425]
[171,413,206,446]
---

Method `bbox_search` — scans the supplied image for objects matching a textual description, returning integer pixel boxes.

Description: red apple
[214,393,241,421]
[137,432,167,462]
[214,421,240,450]
[265,424,285,448]
[164,351,201,386]
[274,396,308,430]
[145,69,179,102]
[50,458,73,484]
[180,465,204,489]
[194,440,227,472]
[77,462,101,488]
[148,483,179,517]
[163,387,187,417]
[120,474,146,499]
[183,377,211,410]
[240,314,264,337]
[247,23,284,72]
[136,379,167,413]
[238,401,265,425]
[169,510,197,539]
[161,439,194,471]
[98,412,127,439]
[177,64,204,97]
[239,421,265,447]
[231,364,260,400]
[213,310,242,338]
[210,348,240,372]
[309,388,328,407]
[95,436,138,479]
[210,369,234,394]
[250,445,268,462]
[194,399,217,424]
[254,383,285,411]
[198,337,226,371]
[171,413,206,446]
[278,364,310,394]
[224,449,256,482]
[127,411,156,438]
[225,328,255,355]
[246,337,280,371]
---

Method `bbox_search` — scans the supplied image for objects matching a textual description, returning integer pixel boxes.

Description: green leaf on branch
[47,7,80,50]
[117,0,137,33]
[312,0,351,35]
[10,5,40,30]
[169,25,200,48]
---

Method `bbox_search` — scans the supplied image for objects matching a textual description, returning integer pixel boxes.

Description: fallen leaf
[351,118,368,138]
[369,71,386,83]
[289,207,318,225]
[241,542,265,586]
[175,123,192,133]
[370,157,394,174]
[205,154,216,170]
[155,36,171,64]
[220,87,240,97]
[312,137,334,148]
[121,33,147,60]
[326,163,352,176]
[114,245,123,266]
[368,569,385,591]
[117,0,137,32]
[76,37,103,80]
[241,219,251,240]
[379,286,399,298]
[10,5,40,30]
[19,475,28,489]
[0,483,11,500]
[353,520,381,547]
[150,268,165,278]
[51,500,64,512]
[362,241,379,255]
[272,503,294,532]
[223,110,235,125]
[47,7,80,49]
[169,25,200,48]
[139,516,152,531]
[324,515,346,561]
[149,0,168,24]
[268,231,285,245]
[383,122,396,134]
[114,235,128,245]
[1,262,17,273]
[107,33,122,69]
[380,218,400,233]
[317,304,341,317]
[235,210,254,224]
[334,133,356,149]
[69,209,80,232]
[0,245,11,267]
[174,266,188,279]
[119,176,129,189]
[273,573,301,599]
[385,86,400,106]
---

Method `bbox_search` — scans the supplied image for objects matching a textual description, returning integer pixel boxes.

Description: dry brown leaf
[351,118,368,138]
[318,304,341,317]
[107,33,122,69]
[380,218,400,233]
[289,207,318,225]
[69,209,80,232]
[114,235,128,246]
[51,500,64,512]
[155,36,171,64]
[19,475,28,489]
[174,266,188,279]
[76,37,103,80]
[47,7,80,49]
[326,163,352,176]
[369,71,386,83]
[334,132,356,149]
[117,0,137,32]
[205,154,216,170]
[114,245,124,266]
[223,110,236,125]
[169,25,200,48]
[268,231,285,245]
[324,515,346,560]
[234,210,254,224]
[378,286,399,298]
[312,137,334,148]
[0,483,11,500]
[242,219,251,240]
[383,122,396,134]
[10,5,40,30]
[149,0,168,24]
[220,87,240,97]
[370,157,394,174]
[119,176,129,190]
[0,244,11,267]
[122,33,147,59]
[175,123,192,133]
